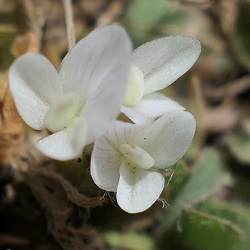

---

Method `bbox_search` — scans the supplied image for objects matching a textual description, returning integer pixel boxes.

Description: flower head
[122,35,201,124]
[9,24,132,160]
[90,110,196,213]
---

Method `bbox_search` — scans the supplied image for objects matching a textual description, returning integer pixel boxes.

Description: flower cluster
[9,24,201,213]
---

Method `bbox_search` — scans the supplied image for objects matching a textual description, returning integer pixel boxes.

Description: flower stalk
[62,0,75,51]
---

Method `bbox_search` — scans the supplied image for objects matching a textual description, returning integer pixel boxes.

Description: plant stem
[62,0,75,51]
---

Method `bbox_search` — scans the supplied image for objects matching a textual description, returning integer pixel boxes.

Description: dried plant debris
[0,73,23,168]
[0,133,104,249]
[11,32,40,56]
[18,0,117,51]
[25,167,104,250]
[1,1,250,250]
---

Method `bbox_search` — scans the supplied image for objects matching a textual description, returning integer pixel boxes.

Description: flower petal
[134,111,196,168]
[44,93,81,133]
[136,92,185,119]
[91,136,121,192]
[105,121,145,147]
[9,53,62,129]
[60,24,132,100]
[36,118,87,160]
[117,163,165,213]
[124,64,144,107]
[119,144,155,170]
[83,61,131,144]
[121,106,154,125]
[132,35,201,95]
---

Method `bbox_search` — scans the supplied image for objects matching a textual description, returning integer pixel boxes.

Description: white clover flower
[90,110,196,213]
[122,36,201,124]
[9,24,132,160]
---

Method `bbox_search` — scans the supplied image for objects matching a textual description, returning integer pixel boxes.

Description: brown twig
[191,75,207,149]
[21,0,43,44]
[203,3,247,73]
[206,75,250,100]
[96,0,127,27]
[0,233,29,246]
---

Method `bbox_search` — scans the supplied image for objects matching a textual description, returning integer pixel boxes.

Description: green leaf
[180,209,243,250]
[224,134,250,164]
[104,231,155,250]
[195,201,250,250]
[125,0,169,28]
[125,0,168,45]
[160,148,230,229]
[125,0,185,46]
[167,161,191,199]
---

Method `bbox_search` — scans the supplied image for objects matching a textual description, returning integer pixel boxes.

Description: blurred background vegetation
[1,0,250,249]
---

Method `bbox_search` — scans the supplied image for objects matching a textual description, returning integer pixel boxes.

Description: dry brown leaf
[11,32,40,56]
[0,72,23,167]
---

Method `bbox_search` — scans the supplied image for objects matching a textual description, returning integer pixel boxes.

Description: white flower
[90,110,196,213]
[122,35,201,124]
[9,24,132,160]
